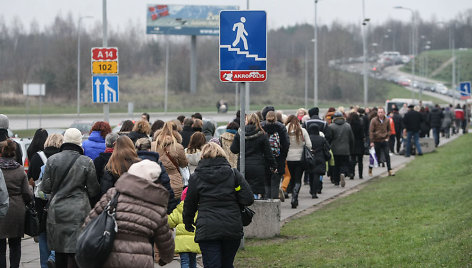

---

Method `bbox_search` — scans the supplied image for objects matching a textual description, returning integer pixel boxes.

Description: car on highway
[397,77,411,87]
[433,83,448,95]
[385,98,434,114]
[11,137,32,173]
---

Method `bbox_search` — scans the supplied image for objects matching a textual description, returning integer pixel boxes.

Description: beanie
[63,128,82,146]
[0,114,9,129]
[181,187,188,201]
[261,106,275,120]
[127,160,162,182]
[308,107,319,117]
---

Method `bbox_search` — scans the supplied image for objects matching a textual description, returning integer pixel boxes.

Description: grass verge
[235,134,472,267]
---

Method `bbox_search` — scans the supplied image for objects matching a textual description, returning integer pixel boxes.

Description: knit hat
[308,107,319,117]
[127,160,162,182]
[261,106,275,120]
[63,128,83,146]
[0,114,9,129]
[181,187,188,201]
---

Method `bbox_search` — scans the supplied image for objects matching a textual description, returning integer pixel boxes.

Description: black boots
[291,183,301,208]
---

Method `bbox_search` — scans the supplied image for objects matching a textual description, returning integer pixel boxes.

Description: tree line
[0,9,471,106]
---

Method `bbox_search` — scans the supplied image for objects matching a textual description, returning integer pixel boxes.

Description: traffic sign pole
[103,0,109,122]
[239,82,246,177]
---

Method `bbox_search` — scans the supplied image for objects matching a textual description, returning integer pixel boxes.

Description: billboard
[146,5,238,35]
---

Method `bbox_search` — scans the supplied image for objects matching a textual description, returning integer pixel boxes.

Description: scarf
[0,157,20,170]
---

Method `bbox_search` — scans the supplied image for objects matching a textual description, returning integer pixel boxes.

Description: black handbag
[75,191,120,268]
[24,202,40,236]
[231,169,255,226]
[240,206,255,226]
[302,145,316,170]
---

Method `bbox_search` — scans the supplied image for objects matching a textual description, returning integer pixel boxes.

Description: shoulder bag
[231,169,255,226]
[165,150,190,186]
[75,191,120,268]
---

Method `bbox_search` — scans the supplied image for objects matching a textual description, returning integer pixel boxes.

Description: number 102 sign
[91,47,119,75]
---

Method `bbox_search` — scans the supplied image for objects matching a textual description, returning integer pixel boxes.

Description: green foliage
[235,135,472,267]
[402,49,472,86]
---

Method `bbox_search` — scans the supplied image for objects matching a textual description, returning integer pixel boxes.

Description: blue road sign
[92,76,119,103]
[459,81,471,98]
[219,10,267,82]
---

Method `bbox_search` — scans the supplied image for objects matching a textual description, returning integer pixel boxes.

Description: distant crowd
[0,102,469,268]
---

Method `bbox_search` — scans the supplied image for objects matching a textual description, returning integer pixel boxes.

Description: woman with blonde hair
[185,132,206,174]
[230,113,276,198]
[183,143,253,267]
[128,120,151,144]
[285,115,311,208]
[153,121,182,144]
[101,136,140,195]
[152,122,188,200]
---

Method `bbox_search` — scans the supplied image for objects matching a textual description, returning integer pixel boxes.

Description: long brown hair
[154,122,178,150]
[286,114,303,143]
[247,113,264,133]
[187,132,206,154]
[105,136,140,176]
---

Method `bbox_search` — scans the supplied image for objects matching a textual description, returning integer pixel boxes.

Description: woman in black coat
[307,124,331,197]
[183,143,254,267]
[347,112,365,179]
[230,113,277,197]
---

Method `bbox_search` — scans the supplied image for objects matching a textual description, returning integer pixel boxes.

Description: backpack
[268,132,281,157]
[0,170,8,218]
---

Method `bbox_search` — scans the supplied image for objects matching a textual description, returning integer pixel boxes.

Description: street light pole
[314,0,318,107]
[77,16,92,117]
[362,0,369,107]
[102,0,109,122]
[394,6,415,100]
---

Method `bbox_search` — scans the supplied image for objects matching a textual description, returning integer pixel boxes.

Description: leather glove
[158,259,167,266]
[185,223,195,232]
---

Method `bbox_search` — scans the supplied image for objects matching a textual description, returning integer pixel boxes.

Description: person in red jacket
[454,104,464,134]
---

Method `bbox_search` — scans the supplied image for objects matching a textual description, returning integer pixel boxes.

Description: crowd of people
[0,102,469,268]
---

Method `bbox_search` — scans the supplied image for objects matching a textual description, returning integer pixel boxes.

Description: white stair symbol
[220,45,266,61]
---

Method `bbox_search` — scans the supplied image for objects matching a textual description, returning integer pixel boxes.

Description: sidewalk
[9,133,461,268]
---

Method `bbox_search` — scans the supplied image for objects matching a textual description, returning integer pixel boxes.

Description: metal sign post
[219,10,267,176]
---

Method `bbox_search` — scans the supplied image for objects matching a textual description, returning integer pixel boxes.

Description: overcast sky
[1,0,470,32]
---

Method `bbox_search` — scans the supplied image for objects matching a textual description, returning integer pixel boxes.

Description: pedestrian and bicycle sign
[92,76,119,103]
[219,10,267,82]
[459,81,471,100]
[91,47,119,103]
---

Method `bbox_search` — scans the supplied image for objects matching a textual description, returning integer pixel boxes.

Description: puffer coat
[152,136,188,200]
[183,157,254,242]
[168,202,201,254]
[41,143,100,253]
[0,158,32,238]
[84,173,175,267]
[82,131,106,160]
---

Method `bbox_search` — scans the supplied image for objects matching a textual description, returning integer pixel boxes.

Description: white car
[433,83,448,95]
[11,137,32,173]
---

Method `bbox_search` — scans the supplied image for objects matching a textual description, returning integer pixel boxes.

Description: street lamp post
[314,0,319,107]
[362,0,369,107]
[77,16,93,117]
[394,6,416,100]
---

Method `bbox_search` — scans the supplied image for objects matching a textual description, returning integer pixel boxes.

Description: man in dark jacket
[0,114,22,165]
[403,105,423,157]
[327,112,354,187]
[428,104,444,147]
[392,107,403,153]
[304,107,332,141]
[180,118,195,148]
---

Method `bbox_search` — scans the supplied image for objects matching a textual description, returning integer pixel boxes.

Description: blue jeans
[180,252,197,268]
[406,131,422,157]
[432,127,440,147]
[199,239,240,268]
[38,232,55,268]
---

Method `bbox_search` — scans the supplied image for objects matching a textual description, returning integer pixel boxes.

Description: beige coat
[84,173,175,267]
[220,132,238,168]
[152,136,188,199]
